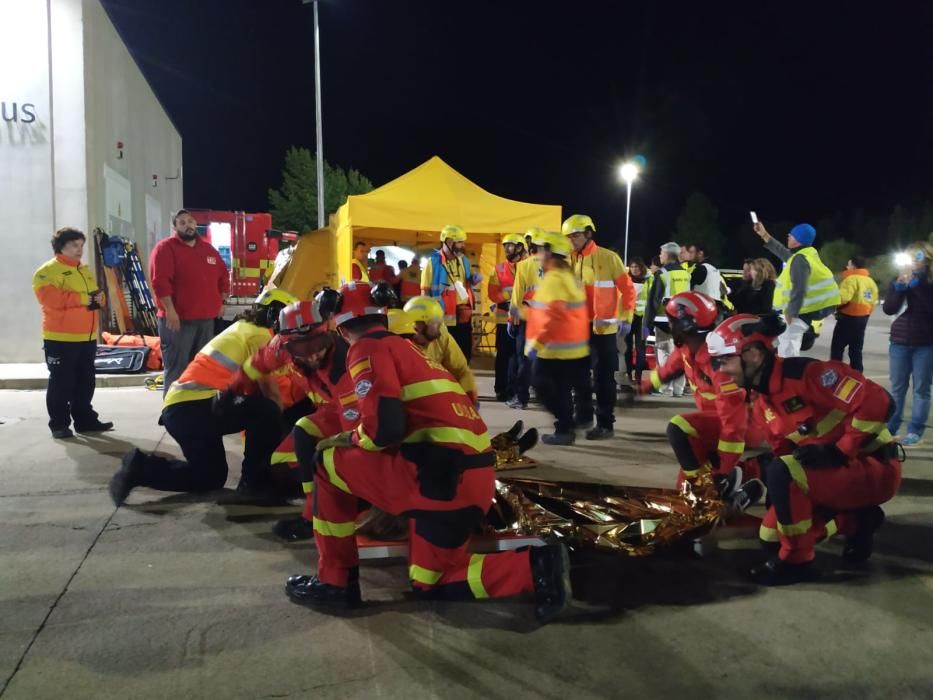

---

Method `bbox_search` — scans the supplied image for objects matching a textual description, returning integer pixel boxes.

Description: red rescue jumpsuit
[651,342,765,482]
[313,330,534,599]
[753,357,901,563]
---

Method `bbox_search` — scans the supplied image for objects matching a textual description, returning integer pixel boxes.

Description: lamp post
[618,161,640,264]
[304,0,326,229]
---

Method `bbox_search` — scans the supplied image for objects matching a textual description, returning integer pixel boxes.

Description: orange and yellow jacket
[571,240,636,335]
[838,269,878,317]
[32,255,102,342]
[525,266,590,360]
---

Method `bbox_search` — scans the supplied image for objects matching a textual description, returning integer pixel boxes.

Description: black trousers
[43,340,99,431]
[513,322,531,404]
[450,321,473,363]
[534,357,590,434]
[830,315,870,372]
[140,395,283,493]
[624,316,647,378]
[494,323,517,397]
[573,334,619,429]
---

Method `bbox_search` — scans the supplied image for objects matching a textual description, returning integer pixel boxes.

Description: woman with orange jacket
[32,227,113,439]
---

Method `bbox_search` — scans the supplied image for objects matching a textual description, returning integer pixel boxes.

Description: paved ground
[1,316,932,699]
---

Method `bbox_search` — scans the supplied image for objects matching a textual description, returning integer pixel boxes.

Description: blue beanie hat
[790,223,816,246]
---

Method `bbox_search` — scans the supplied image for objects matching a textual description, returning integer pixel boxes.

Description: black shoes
[750,556,820,586]
[730,478,766,512]
[75,421,114,434]
[530,542,572,623]
[542,432,575,446]
[109,448,147,506]
[51,428,74,439]
[585,425,614,441]
[217,481,288,507]
[274,516,316,542]
[286,569,362,609]
[843,506,885,563]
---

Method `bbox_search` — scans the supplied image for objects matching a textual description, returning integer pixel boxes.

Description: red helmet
[278,299,329,338]
[334,281,390,327]
[706,313,785,357]
[665,291,720,335]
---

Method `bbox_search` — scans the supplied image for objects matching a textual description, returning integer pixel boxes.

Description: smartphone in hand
[750,211,759,224]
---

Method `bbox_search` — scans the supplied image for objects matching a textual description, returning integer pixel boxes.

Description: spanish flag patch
[339,392,356,407]
[719,381,741,394]
[833,376,862,404]
[349,357,371,380]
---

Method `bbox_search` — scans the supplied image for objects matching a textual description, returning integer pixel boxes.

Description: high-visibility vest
[653,267,692,323]
[424,249,474,326]
[571,240,635,335]
[774,246,841,315]
[525,267,590,360]
[164,320,273,407]
[351,259,370,283]
[399,267,422,302]
[488,260,517,324]
[508,256,543,323]
[633,278,648,316]
[32,255,101,342]
[692,263,723,300]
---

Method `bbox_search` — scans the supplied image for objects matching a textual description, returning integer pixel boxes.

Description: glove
[507,323,518,339]
[617,322,632,338]
[793,444,846,469]
[316,430,354,452]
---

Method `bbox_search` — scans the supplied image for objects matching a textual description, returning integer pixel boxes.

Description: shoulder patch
[719,381,741,394]
[349,357,371,380]
[819,368,839,388]
[833,376,863,404]
[354,379,373,398]
[782,357,817,379]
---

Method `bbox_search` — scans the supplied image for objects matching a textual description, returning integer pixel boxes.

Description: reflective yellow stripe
[650,370,662,390]
[312,517,355,537]
[851,418,885,434]
[404,427,491,453]
[787,409,846,443]
[296,417,324,438]
[682,461,712,478]
[321,448,351,493]
[717,439,745,454]
[162,387,217,407]
[467,554,489,599]
[302,481,314,494]
[759,523,780,542]
[699,391,718,401]
[780,455,809,494]
[400,379,466,401]
[243,358,263,381]
[271,451,297,465]
[670,415,698,438]
[777,518,813,537]
[863,428,894,453]
[356,424,381,451]
[308,391,327,404]
[409,565,443,585]
[824,519,838,539]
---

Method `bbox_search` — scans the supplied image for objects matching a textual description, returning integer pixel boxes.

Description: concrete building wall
[0,0,182,361]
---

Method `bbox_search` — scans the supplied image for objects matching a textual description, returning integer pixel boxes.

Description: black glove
[793,444,846,469]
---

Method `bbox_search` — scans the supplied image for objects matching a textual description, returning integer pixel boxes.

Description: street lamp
[618,161,640,264]
[303,0,326,229]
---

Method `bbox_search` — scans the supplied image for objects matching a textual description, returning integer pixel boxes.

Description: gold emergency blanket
[489,473,726,556]
[491,420,538,471]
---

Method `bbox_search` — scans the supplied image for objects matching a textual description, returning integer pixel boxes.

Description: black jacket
[729,280,775,316]
[883,272,933,346]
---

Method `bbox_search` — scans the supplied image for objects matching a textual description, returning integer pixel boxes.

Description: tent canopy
[334,156,562,283]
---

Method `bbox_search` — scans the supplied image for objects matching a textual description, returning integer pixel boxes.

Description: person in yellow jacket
[488,233,527,401]
[506,227,545,409]
[831,256,879,372]
[525,230,590,445]
[754,220,841,357]
[400,297,478,403]
[562,214,636,440]
[32,227,112,439]
[109,288,305,507]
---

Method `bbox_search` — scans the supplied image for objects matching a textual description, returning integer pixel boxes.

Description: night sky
[102,0,933,263]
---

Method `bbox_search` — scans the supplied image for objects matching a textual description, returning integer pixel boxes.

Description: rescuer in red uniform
[706,313,903,585]
[642,291,765,508]
[284,281,572,623]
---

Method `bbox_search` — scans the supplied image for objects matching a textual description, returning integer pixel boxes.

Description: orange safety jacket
[399,266,422,303]
[524,266,590,360]
[837,269,878,317]
[647,341,749,473]
[32,255,101,342]
[571,240,636,335]
[488,259,518,324]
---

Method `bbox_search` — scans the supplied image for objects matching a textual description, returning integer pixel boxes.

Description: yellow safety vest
[774,247,841,315]
[653,267,692,323]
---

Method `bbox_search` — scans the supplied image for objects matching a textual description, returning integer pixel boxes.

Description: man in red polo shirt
[150,209,230,394]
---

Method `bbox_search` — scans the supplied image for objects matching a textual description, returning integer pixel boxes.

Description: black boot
[530,543,572,623]
[286,568,362,609]
[217,480,288,507]
[542,432,575,446]
[585,425,614,440]
[274,516,316,542]
[843,506,885,563]
[75,420,114,434]
[749,556,819,586]
[109,448,147,506]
